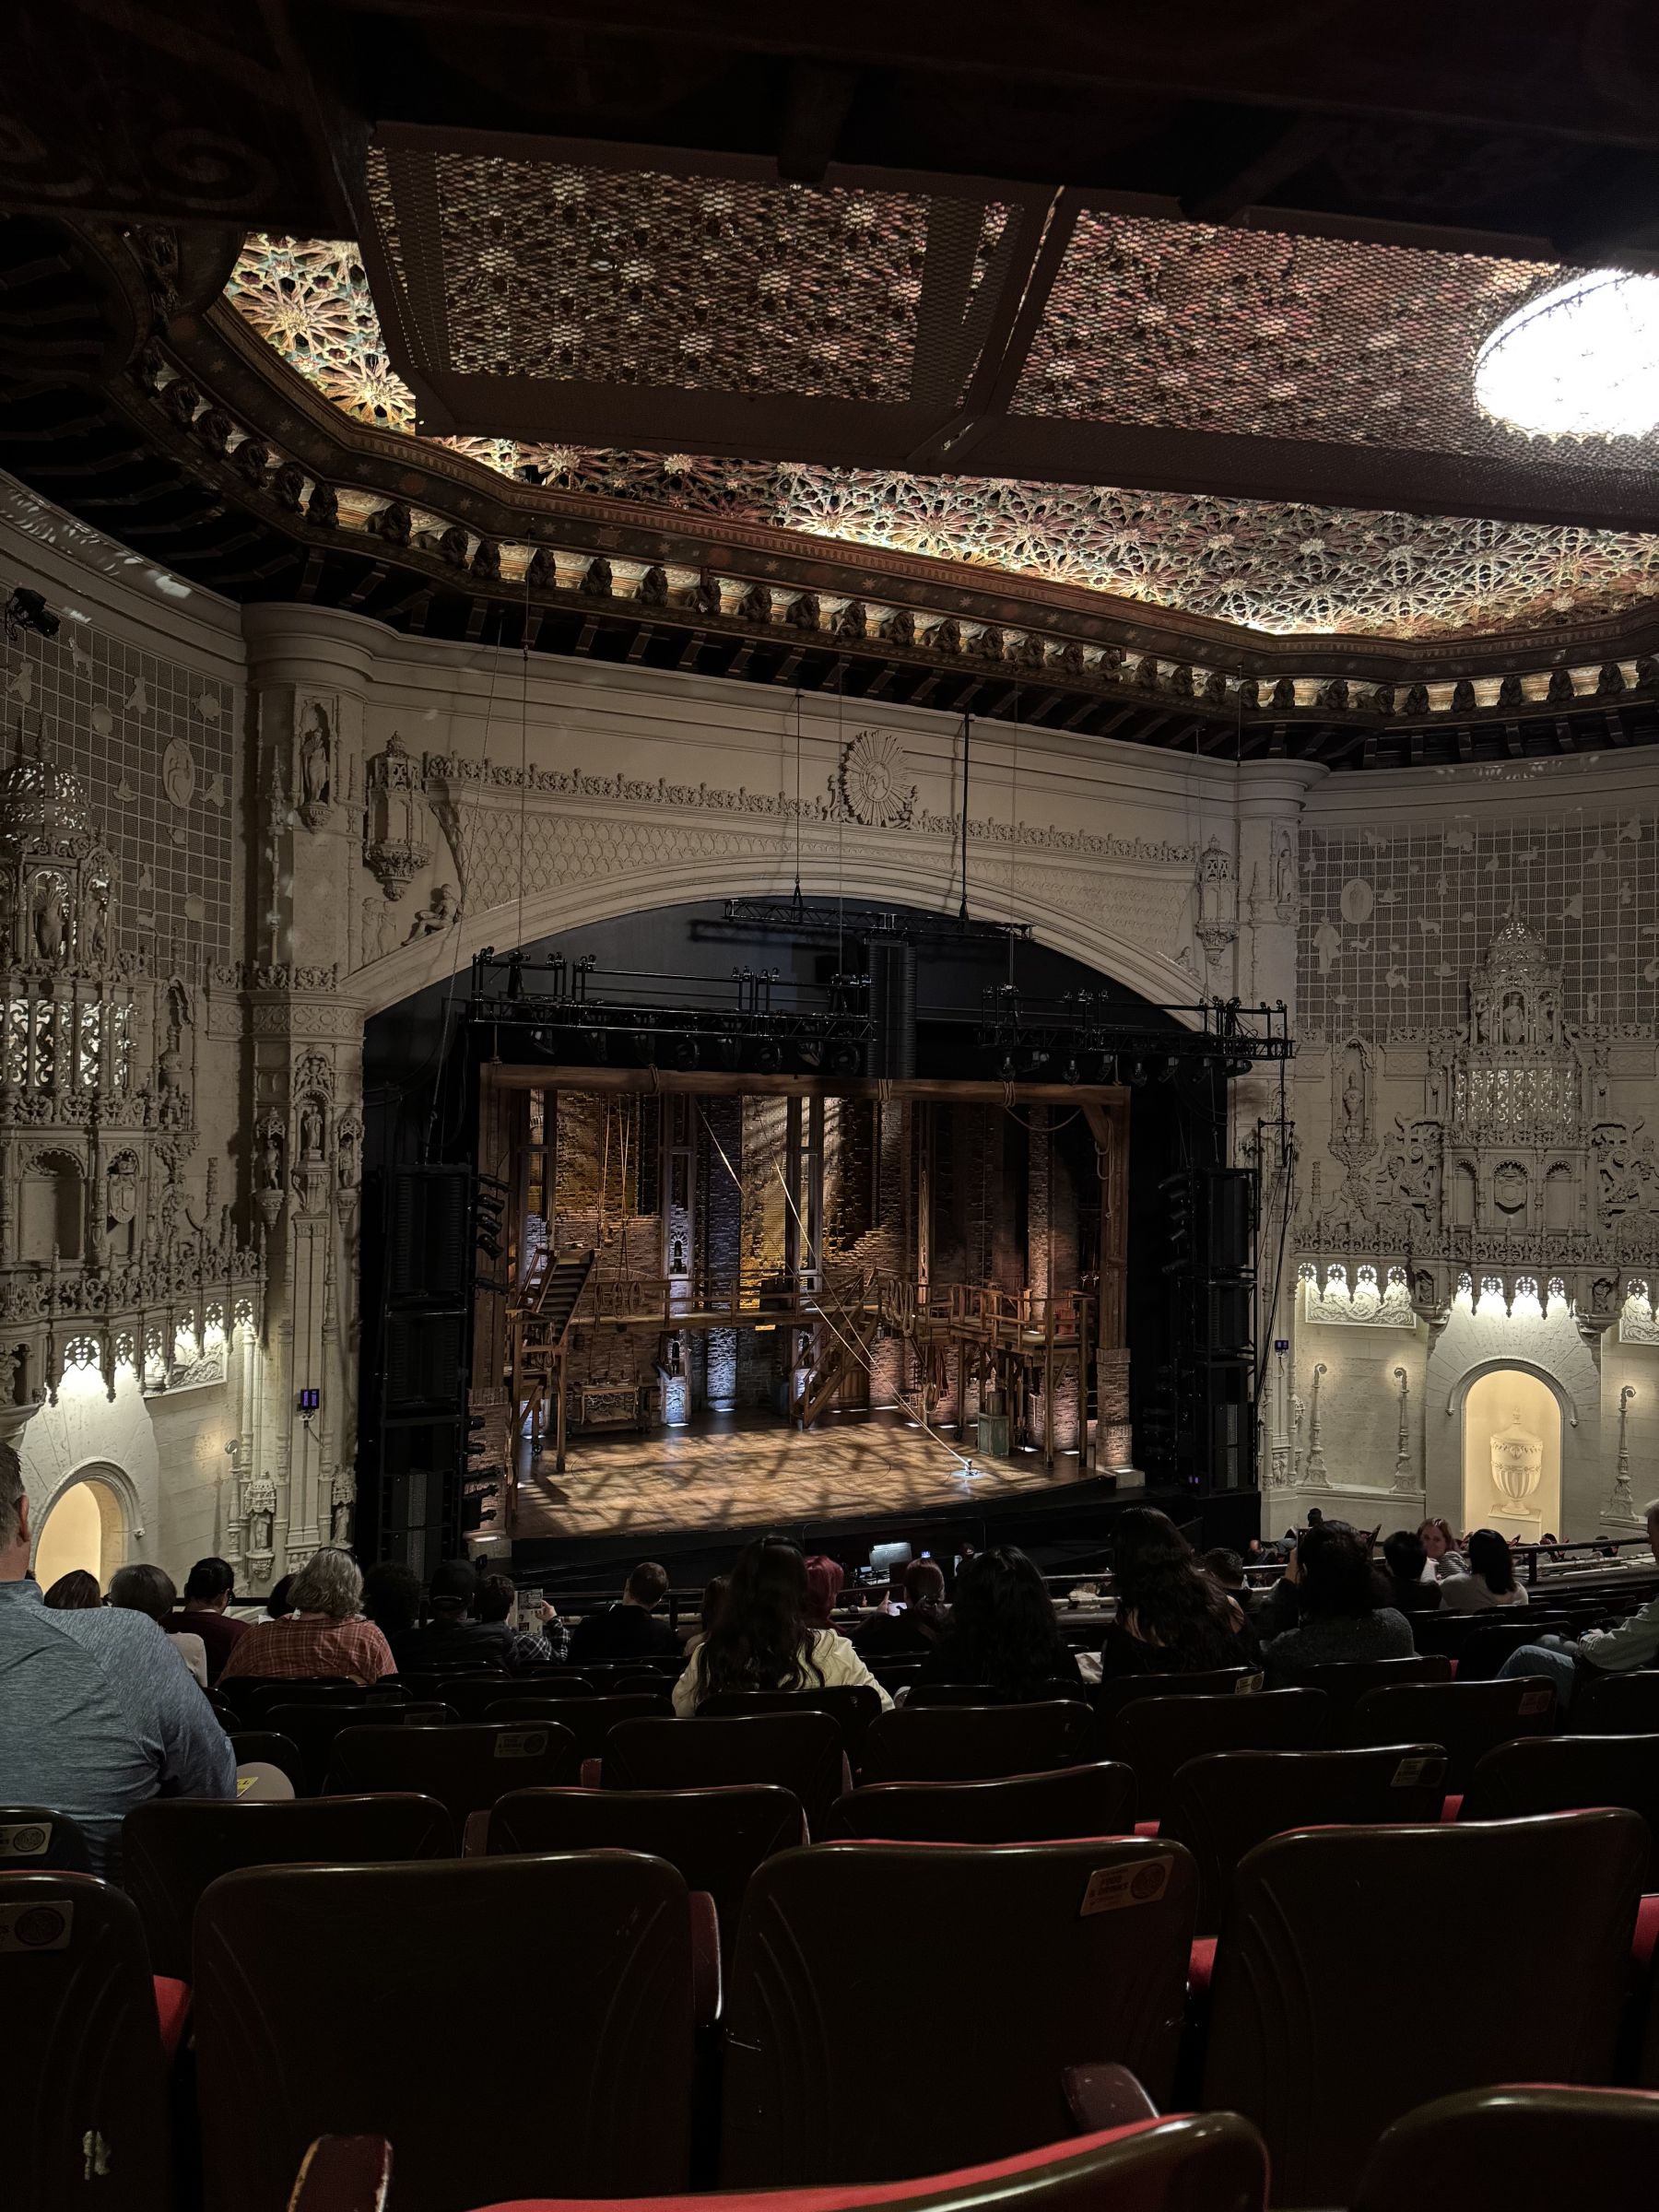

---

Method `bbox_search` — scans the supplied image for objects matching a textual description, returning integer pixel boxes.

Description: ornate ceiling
[227,234,1659,642]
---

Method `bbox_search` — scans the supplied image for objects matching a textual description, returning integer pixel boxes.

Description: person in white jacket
[673,1535,891,1716]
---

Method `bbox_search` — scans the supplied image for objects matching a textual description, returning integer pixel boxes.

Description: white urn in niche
[1489,1407,1543,1511]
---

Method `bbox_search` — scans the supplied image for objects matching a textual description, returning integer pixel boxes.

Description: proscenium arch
[354,848,1206,1025]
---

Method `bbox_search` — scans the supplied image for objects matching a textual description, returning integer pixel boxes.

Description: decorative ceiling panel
[1014,211,1631,469]
[224,236,1659,643]
[361,142,1016,408]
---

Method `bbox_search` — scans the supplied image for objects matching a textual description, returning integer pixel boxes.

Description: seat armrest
[460,1808,491,1857]
[580,1755,603,1788]
[287,2134,394,2212]
[1062,2064,1159,2134]
[688,1889,722,2027]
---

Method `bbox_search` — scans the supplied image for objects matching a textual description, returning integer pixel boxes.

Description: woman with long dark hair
[914,1547,1082,1699]
[1440,1527,1528,1612]
[1261,1523,1414,1683]
[672,1536,890,1714]
[1101,1507,1260,1678]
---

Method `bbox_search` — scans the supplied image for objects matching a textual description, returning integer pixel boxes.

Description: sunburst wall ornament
[835,731,914,828]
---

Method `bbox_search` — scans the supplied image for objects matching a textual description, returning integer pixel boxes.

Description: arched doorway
[1461,1367,1564,1543]
[31,1470,129,1590]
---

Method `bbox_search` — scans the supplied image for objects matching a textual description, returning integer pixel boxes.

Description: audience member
[1440,1527,1529,1612]
[110,1563,208,1689]
[1382,1529,1442,1615]
[382,1559,516,1671]
[218,1547,395,1686]
[478,1572,569,1666]
[264,1574,296,1620]
[696,1574,727,1645]
[360,1560,422,1641]
[673,1535,891,1714]
[1261,1523,1415,1682]
[0,1442,233,1877]
[1101,1509,1259,1679]
[854,1558,951,1659]
[1499,1498,1659,1709]
[569,1560,682,1665]
[915,1545,1084,1698]
[164,1556,250,1683]
[1418,1517,1468,1579]
[803,1554,846,1628]
[1199,1546,1247,1592]
[42,1569,100,1609]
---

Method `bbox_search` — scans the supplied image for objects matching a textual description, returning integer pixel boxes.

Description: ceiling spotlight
[1223,1050,1254,1078]
[1095,1053,1118,1085]
[5,587,58,639]
[1475,269,1659,439]
[1157,1055,1180,1083]
[672,1036,700,1071]
[1125,1058,1149,1087]
[717,1035,744,1071]
[1062,1057,1081,1086]
[827,1038,861,1077]
[998,1053,1017,1080]
[754,1040,782,1074]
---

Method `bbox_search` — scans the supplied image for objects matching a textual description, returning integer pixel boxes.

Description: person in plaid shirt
[479,1571,570,1667]
[219,1547,395,1686]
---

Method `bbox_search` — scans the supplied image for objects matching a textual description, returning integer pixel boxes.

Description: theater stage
[510,1409,1090,1545]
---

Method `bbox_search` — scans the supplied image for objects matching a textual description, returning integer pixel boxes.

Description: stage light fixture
[998,1053,1016,1080]
[1062,1057,1081,1085]
[1125,1057,1149,1086]
[755,1040,782,1074]
[1157,1055,1180,1083]
[1095,1053,1118,1084]
[1223,1050,1254,1077]
[717,1035,744,1071]
[672,1036,700,1071]
[827,1039,860,1077]
[5,587,59,639]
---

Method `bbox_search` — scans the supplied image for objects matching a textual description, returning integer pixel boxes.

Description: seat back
[1107,1689,1331,1818]
[0,1805,92,1872]
[1203,1810,1645,2206]
[265,1703,439,1794]
[1574,1670,1659,1735]
[1453,1618,1559,1680]
[1462,1734,1659,1888]
[829,1762,1136,1843]
[902,1679,1088,1710]
[1280,1655,1452,1708]
[698,1686,885,1765]
[604,1712,845,1838]
[486,1783,803,1954]
[1096,1667,1253,1722]
[1161,1746,1448,1933]
[1353,2084,1659,2212]
[483,1692,670,1760]
[122,1794,454,1978]
[434,1674,594,1718]
[196,1853,697,2212]
[1346,1677,1557,1791]
[227,1678,359,1725]
[719,1838,1198,2184]
[227,1733,306,1796]
[325,1723,578,1824]
[2,1870,171,2212]
[861,1701,1092,1783]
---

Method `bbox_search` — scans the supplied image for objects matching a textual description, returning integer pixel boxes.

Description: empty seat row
[10,1810,1659,2212]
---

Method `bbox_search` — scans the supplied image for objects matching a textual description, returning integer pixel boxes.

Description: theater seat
[483,1693,671,1761]
[1094,1667,1254,1724]
[1274,1655,1451,1709]
[287,2112,1270,2212]
[195,1853,701,2212]
[860,1701,1092,1784]
[1105,1689,1331,1821]
[1345,1677,1558,1792]
[123,1794,454,1979]
[719,1839,1198,2184]
[604,1712,846,1839]
[325,1721,580,1823]
[480,1783,805,1956]
[0,1804,93,1872]
[1573,1670,1659,1735]
[828,1763,1136,1844]
[1461,1735,1659,1888]
[1202,1810,1645,2206]
[698,1687,885,1768]
[1352,2085,1659,2212]
[2,1869,173,2212]
[1161,1745,1448,1932]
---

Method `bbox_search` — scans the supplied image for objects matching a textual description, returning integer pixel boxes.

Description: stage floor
[511,1411,1088,1542]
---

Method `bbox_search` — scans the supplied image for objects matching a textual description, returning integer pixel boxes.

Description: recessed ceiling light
[1475,270,1659,439]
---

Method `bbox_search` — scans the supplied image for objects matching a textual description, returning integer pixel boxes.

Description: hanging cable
[792,688,804,907]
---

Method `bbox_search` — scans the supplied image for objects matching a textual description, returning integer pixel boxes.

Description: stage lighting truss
[468,947,873,1070]
[976,987,1292,1079]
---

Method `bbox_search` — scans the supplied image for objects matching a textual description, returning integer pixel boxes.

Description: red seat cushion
[1441,1794,1464,1823]
[153,1975,192,2064]
[1187,1936,1218,1995]
[474,2123,1180,2212]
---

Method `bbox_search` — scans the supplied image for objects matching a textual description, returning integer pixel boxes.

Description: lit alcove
[32,1473,127,1590]
[1460,1367,1563,1543]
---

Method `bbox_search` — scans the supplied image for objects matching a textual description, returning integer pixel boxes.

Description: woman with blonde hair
[1418,1517,1468,1581]
[218,1547,395,1686]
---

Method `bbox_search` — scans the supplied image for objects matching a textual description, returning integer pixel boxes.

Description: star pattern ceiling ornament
[224,235,1659,643]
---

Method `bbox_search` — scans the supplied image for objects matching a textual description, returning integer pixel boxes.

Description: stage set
[469,1065,1134,1550]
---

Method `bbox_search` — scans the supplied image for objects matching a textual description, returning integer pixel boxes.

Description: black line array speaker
[865,935,917,1080]
[366,1164,474,1574]
[1159,1165,1258,1494]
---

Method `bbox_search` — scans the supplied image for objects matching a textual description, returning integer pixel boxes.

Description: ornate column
[241,607,375,1575]
[1391,1363,1418,1494]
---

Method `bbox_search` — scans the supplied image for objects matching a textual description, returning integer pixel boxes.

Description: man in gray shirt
[0,1442,236,1878]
